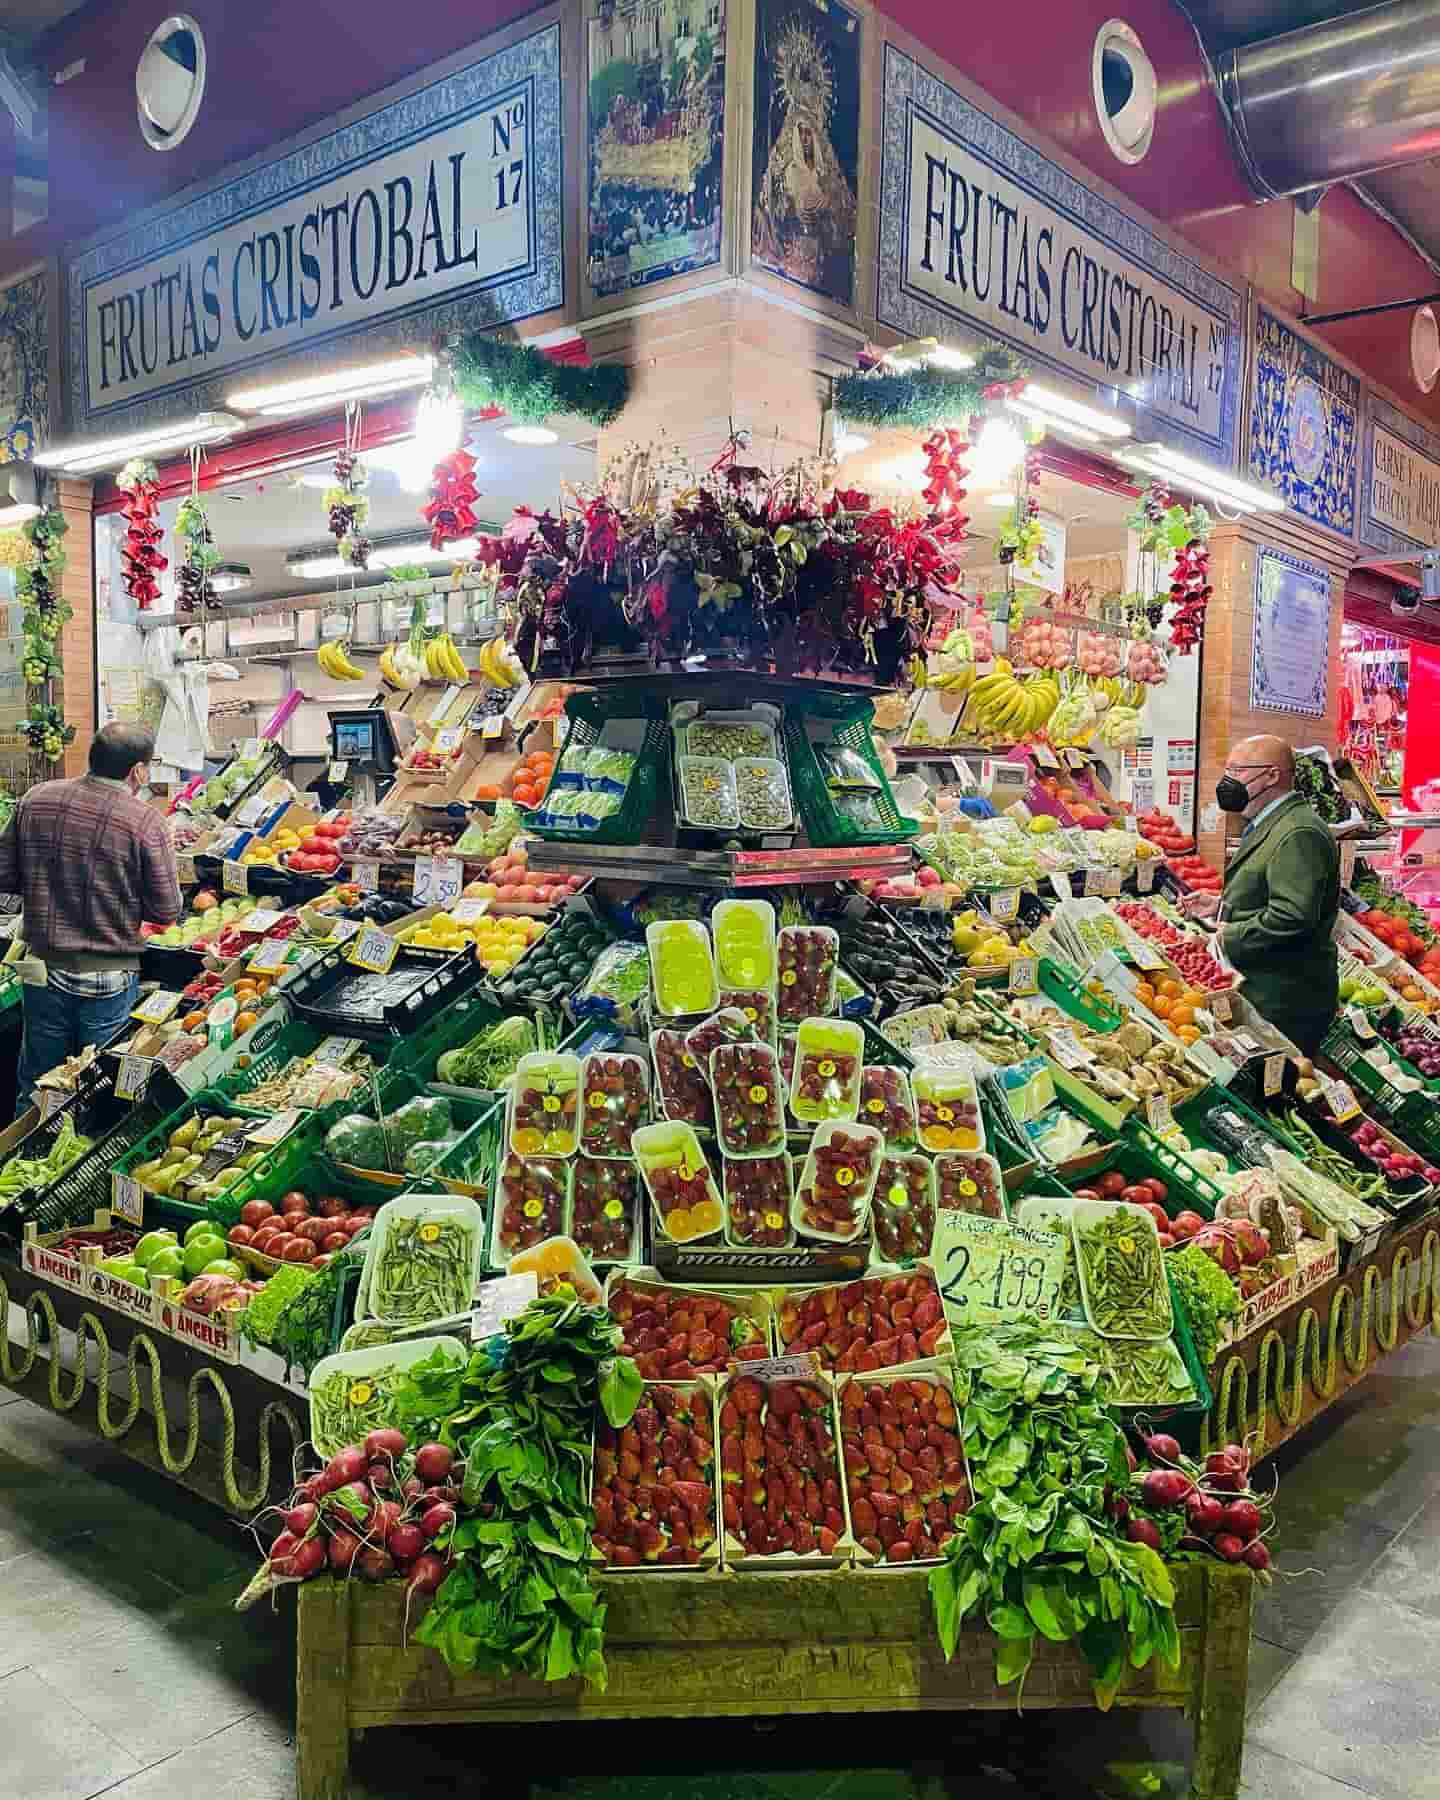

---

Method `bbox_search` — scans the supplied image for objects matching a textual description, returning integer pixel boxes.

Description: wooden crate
[296,1562,1252,1800]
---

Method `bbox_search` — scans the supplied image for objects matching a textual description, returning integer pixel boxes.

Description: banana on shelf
[478,636,523,690]
[422,633,470,682]
[317,639,366,681]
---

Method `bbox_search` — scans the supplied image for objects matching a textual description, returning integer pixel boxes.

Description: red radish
[365,1428,407,1460]
[273,1536,327,1580]
[1186,1493,1225,1537]
[368,1460,396,1492]
[387,1523,427,1564]
[1110,1494,1131,1523]
[327,1529,363,1573]
[1212,1532,1246,1563]
[401,1477,425,1503]
[267,1529,299,1566]
[1242,1540,1272,1572]
[413,1443,455,1484]
[325,1446,369,1488]
[1140,1469,1193,1509]
[1144,1433,1183,1465]
[366,1500,402,1543]
[327,1481,374,1520]
[1220,1499,1262,1543]
[420,1502,456,1541]
[420,1484,462,1507]
[356,1546,395,1582]
[406,1551,448,1595]
[1125,1518,1163,1550]
[283,1502,318,1537]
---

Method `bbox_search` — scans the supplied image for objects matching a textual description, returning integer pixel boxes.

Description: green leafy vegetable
[0,1114,93,1200]
[928,1323,1180,1707]
[394,1293,641,1689]
[1166,1244,1240,1367]
[435,1015,536,1089]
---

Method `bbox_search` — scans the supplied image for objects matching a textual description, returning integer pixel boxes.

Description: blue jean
[15,973,139,1114]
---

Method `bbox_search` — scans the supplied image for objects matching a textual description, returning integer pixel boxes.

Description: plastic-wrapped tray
[604,1268,776,1373]
[773,1268,953,1369]
[570,1156,643,1264]
[722,1152,795,1249]
[591,1377,723,1571]
[793,1120,884,1243]
[838,1361,972,1567]
[717,1368,856,1567]
[308,1336,466,1459]
[491,1150,572,1265]
[871,1151,936,1262]
[284,940,482,1039]
[1072,1197,1174,1341]
[357,1191,485,1327]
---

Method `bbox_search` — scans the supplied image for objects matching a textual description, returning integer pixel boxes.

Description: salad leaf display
[393,1293,641,1688]
[929,1324,1180,1708]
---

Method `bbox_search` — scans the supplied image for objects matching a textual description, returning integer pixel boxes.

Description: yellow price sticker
[349,1381,374,1406]
[781,970,797,987]
[937,1105,955,1122]
[603,1198,625,1220]
[866,1097,885,1115]
[419,1223,442,1244]
[748,1084,769,1104]
[523,1198,544,1219]
[835,1166,855,1188]
[818,1059,836,1078]
[542,1094,561,1113]
[588,1090,607,1109]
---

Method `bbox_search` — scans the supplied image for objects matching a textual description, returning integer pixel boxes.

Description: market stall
[4,331,1439,1800]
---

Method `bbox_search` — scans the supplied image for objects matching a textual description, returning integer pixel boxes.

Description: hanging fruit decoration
[325,413,371,569]
[423,447,480,550]
[175,492,219,614]
[17,506,75,762]
[1166,535,1213,654]
[117,458,167,610]
[920,427,970,517]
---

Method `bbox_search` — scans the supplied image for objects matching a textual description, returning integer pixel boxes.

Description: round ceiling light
[137,16,207,152]
[1413,305,1440,395]
[1093,21,1156,165]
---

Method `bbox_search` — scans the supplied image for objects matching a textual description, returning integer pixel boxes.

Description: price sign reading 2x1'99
[931,1210,1069,1328]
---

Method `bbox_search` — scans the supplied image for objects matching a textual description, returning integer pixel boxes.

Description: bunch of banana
[1100,704,1143,748]
[378,642,423,690]
[926,651,977,694]
[965,659,1064,740]
[317,640,366,681]
[478,636,523,689]
[423,632,469,681]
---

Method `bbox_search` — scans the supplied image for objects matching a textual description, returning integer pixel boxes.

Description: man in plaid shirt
[0,724,183,1110]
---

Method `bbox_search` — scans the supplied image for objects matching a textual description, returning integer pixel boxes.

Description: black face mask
[1215,776,1251,813]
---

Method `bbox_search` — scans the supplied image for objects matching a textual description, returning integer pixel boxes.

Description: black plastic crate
[284,939,484,1040]
[0,1085,182,1242]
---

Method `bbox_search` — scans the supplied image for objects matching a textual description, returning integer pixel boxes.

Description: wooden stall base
[297,1563,1252,1800]
[1206,1213,1440,1462]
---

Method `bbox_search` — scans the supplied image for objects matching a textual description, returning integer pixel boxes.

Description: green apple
[201,1258,245,1281]
[99,1257,144,1286]
[147,1246,185,1282]
[182,1236,228,1278]
[184,1218,224,1245]
[133,1229,178,1269]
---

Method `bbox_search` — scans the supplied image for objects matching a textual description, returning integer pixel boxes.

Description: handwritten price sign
[932,1211,1068,1329]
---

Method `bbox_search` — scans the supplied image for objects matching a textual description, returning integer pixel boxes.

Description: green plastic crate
[199,1112,405,1231]
[389,988,504,1086]
[108,1088,279,1225]
[784,694,916,846]
[522,693,670,845]
[1037,957,1126,1031]
[427,1094,506,1197]
[1100,1270,1213,1423]
[1067,1122,1226,1221]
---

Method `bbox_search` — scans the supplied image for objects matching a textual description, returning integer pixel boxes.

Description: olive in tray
[496,1152,569,1255]
[571,1155,638,1261]
[723,1154,794,1249]
[650,1029,714,1129]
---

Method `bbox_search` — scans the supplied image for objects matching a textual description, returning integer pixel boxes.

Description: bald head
[1222,735,1294,822]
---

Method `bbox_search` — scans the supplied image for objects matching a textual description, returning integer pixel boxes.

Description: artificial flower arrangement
[474,437,975,688]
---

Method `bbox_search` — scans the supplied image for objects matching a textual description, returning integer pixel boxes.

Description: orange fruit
[1135,982,1155,1004]
[475,784,502,802]
[665,1207,694,1240]
[1170,1003,1195,1027]
[1183,988,1206,1009]
[181,1010,206,1032]
[1150,995,1173,1018]
[235,1010,259,1033]
[1159,978,1182,999]
[690,1199,724,1234]
[1176,1024,1201,1045]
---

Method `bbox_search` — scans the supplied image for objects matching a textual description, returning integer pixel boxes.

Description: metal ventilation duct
[1217,0,1440,198]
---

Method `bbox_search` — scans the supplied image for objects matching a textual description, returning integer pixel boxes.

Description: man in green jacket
[1180,734,1339,1053]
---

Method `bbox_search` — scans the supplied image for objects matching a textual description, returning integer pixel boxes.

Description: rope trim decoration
[0,1274,304,1512]
[1203,1229,1440,1457]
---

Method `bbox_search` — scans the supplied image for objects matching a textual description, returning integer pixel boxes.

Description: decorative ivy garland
[833,343,1028,431]
[17,506,75,762]
[453,334,629,428]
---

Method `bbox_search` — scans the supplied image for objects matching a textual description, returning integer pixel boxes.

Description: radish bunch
[1119,1432,1275,1578]
[236,1429,462,1617]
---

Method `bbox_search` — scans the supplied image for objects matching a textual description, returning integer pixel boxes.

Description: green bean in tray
[1074,1203,1173,1338]
[1281,1108,1394,1206]
[1098,1337,1194,1406]
[365,1205,480,1326]
[310,1364,400,1450]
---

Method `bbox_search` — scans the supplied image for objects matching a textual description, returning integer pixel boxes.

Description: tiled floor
[1,1332,1439,1798]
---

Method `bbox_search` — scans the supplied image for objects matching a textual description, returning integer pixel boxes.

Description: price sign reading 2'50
[931,1211,1068,1329]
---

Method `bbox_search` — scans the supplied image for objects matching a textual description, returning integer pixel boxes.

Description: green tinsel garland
[834,343,1028,431]
[454,335,629,428]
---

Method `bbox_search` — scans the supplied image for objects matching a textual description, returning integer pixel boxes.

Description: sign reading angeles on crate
[877,45,1244,464]
[64,20,563,434]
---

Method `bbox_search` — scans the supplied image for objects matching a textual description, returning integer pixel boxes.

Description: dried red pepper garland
[117,459,167,610]
[422,447,480,550]
[1167,536,1213,654]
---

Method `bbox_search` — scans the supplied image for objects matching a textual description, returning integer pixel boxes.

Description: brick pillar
[54,475,95,778]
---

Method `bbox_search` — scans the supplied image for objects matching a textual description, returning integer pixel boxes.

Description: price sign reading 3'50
[931,1211,1068,1328]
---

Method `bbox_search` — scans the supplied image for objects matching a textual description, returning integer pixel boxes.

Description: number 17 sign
[932,1210,1068,1328]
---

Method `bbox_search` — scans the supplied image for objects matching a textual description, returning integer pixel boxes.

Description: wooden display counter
[297,1563,1252,1800]
[1206,1210,1440,1460]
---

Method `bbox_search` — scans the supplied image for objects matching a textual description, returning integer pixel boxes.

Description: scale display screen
[334,718,378,761]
